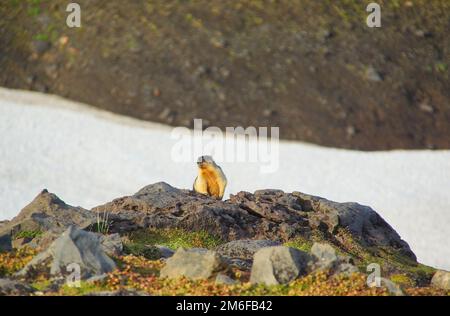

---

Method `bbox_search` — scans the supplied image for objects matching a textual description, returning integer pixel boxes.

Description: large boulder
[250,246,311,285]
[431,270,450,290]
[0,190,96,250]
[17,226,116,279]
[160,248,227,280]
[92,183,416,265]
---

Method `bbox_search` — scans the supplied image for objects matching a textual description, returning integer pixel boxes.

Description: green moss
[390,274,414,288]
[123,243,162,260]
[284,236,313,252]
[31,279,52,291]
[13,230,43,240]
[126,228,223,252]
[58,281,109,296]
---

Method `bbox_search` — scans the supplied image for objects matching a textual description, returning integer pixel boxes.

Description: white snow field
[0,87,449,270]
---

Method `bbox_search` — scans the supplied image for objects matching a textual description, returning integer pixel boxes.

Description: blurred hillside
[0,0,449,150]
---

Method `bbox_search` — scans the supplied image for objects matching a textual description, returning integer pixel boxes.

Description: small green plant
[91,210,112,235]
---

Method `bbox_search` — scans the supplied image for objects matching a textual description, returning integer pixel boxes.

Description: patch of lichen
[0,247,37,277]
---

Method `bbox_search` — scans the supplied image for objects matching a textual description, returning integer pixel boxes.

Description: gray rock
[367,277,404,296]
[216,239,282,260]
[155,245,175,258]
[381,278,404,296]
[99,233,123,257]
[364,66,383,82]
[250,246,311,285]
[311,243,339,270]
[0,233,12,252]
[310,242,359,275]
[17,226,116,279]
[215,273,237,285]
[334,262,359,276]
[160,248,227,280]
[431,270,450,290]
[0,190,96,247]
[0,279,36,296]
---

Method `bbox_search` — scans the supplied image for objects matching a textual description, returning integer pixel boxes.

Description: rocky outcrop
[17,226,116,279]
[160,248,227,280]
[93,182,416,263]
[0,189,96,250]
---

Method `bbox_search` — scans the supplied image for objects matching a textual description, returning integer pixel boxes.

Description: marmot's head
[197,155,217,170]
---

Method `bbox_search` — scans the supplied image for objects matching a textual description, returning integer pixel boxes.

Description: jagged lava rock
[0,189,96,250]
[93,182,416,264]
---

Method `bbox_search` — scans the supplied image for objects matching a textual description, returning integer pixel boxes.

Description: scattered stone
[0,279,36,296]
[310,243,359,275]
[160,248,227,280]
[364,66,383,82]
[381,278,404,296]
[155,245,175,258]
[216,239,281,260]
[311,243,339,270]
[17,226,116,279]
[431,270,450,290]
[99,233,123,257]
[419,102,434,113]
[334,262,359,275]
[250,246,311,285]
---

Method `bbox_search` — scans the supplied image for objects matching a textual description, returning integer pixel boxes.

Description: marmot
[193,155,227,200]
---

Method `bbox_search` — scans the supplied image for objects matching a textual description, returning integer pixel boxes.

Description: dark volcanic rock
[0,189,96,249]
[93,182,416,263]
[0,233,12,252]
